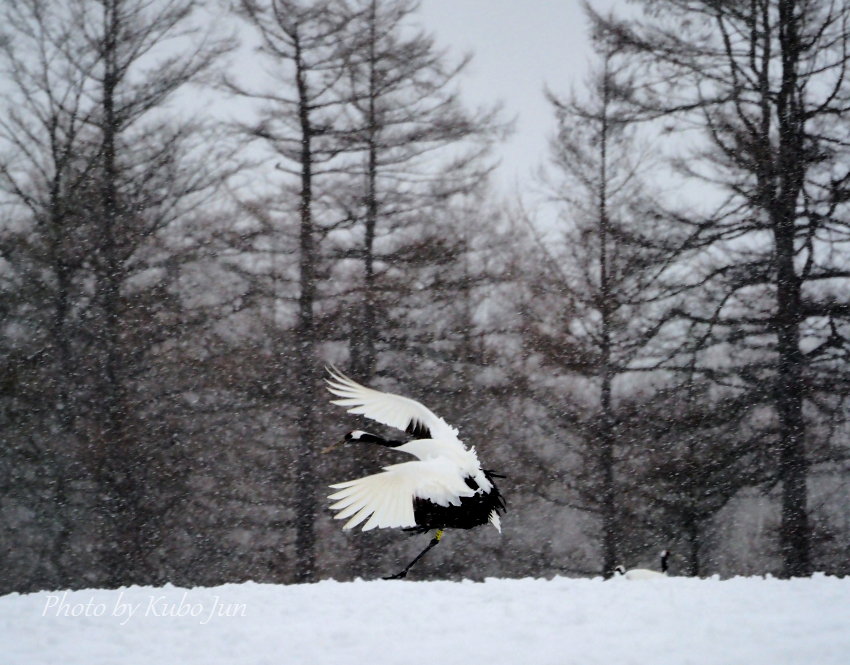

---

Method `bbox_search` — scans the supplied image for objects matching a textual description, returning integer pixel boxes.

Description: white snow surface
[2,575,848,665]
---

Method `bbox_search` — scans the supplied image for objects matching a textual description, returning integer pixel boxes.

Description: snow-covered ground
[2,575,848,664]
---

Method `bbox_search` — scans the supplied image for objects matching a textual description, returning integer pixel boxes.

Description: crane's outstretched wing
[327,459,476,531]
[326,366,461,443]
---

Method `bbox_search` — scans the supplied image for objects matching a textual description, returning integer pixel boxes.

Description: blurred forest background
[2,0,849,593]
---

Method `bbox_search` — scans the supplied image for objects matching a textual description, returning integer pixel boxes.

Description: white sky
[415,0,620,192]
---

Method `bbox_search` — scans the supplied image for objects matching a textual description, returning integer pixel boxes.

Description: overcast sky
[415,1,620,192]
[211,1,624,205]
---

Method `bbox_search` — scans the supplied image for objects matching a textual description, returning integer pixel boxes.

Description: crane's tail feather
[489,510,502,533]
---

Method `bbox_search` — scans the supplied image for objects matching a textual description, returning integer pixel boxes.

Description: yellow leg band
[435,529,444,541]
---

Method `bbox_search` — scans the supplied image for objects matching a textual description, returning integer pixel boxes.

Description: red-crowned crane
[322,367,505,579]
[614,550,670,580]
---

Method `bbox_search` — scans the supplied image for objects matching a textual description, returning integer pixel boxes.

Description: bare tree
[335,0,508,381]
[0,0,233,588]
[227,0,358,583]
[519,41,682,576]
[0,0,106,588]
[592,0,850,577]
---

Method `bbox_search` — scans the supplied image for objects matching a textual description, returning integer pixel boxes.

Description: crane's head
[613,565,626,576]
[321,430,388,454]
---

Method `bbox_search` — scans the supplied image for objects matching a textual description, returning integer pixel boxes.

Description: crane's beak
[321,438,346,455]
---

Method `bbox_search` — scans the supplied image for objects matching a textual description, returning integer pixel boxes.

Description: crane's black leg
[383,530,443,580]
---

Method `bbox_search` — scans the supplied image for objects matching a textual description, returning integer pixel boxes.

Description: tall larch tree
[228,0,357,583]
[519,39,683,577]
[334,0,507,382]
[0,0,233,589]
[592,0,850,577]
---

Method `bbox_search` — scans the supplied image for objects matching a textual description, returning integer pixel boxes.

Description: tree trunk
[773,223,810,576]
[686,517,701,577]
[352,0,379,381]
[97,0,139,588]
[773,0,810,577]
[292,31,317,583]
[598,54,617,578]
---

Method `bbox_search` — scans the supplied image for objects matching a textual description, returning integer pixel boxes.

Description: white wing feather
[326,366,462,446]
[327,459,477,531]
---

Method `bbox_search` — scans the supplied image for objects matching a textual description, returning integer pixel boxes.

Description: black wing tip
[405,418,432,439]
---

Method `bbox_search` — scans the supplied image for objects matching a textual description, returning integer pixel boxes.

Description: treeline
[1,0,848,594]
